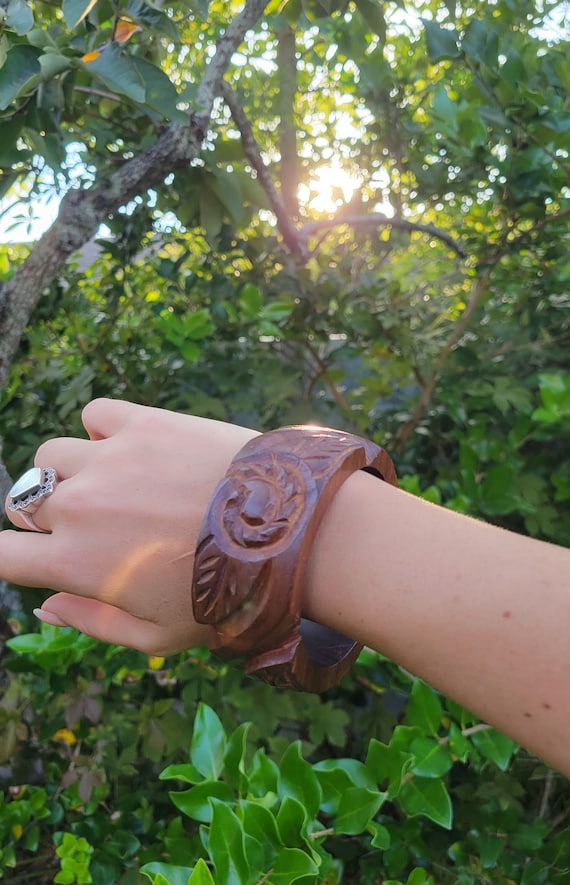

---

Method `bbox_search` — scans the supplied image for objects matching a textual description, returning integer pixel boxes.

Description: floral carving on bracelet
[193,451,316,631]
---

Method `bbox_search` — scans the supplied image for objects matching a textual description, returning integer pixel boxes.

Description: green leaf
[130,56,187,123]
[406,680,443,736]
[82,44,146,103]
[248,748,279,798]
[241,801,282,868]
[239,283,262,317]
[354,0,386,41]
[260,302,294,323]
[399,777,453,829]
[39,52,71,80]
[368,821,390,849]
[0,44,41,110]
[334,786,385,835]
[126,0,180,41]
[5,0,34,34]
[276,796,308,846]
[209,799,250,885]
[188,859,216,884]
[422,19,460,62]
[366,739,413,798]
[159,763,204,784]
[224,722,251,795]
[268,847,319,883]
[169,781,234,823]
[471,728,516,771]
[141,862,195,885]
[199,188,224,245]
[62,0,99,30]
[207,167,246,227]
[6,633,45,654]
[190,703,227,781]
[409,737,453,778]
[278,742,322,820]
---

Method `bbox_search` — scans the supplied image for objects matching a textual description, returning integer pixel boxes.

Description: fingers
[36,593,167,654]
[0,530,57,588]
[82,398,143,440]
[34,438,94,479]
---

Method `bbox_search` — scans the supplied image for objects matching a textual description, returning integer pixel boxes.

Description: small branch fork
[300,214,467,259]
[220,82,307,258]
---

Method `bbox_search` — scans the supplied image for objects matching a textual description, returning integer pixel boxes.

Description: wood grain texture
[192,426,397,691]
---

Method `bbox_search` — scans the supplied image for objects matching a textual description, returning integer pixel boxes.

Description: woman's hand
[1,398,258,654]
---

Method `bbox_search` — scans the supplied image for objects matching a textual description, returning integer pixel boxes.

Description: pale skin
[1,399,569,774]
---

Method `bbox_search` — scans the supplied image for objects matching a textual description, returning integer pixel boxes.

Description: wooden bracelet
[191,426,397,692]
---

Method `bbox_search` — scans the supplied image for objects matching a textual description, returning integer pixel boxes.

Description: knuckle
[34,438,64,466]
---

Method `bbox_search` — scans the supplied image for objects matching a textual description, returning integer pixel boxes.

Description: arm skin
[1,399,569,773]
[306,471,570,775]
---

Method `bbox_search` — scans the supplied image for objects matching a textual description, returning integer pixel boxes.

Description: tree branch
[0,0,269,397]
[220,82,306,257]
[300,213,467,259]
[393,264,494,451]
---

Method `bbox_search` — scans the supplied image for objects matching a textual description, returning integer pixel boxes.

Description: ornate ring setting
[8,467,58,532]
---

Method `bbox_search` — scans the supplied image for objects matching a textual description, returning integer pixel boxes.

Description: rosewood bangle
[191,426,397,692]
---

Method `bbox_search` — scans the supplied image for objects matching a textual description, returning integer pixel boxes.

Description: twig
[73,85,122,102]
[438,722,494,745]
[305,339,350,411]
[300,213,467,259]
[220,82,305,257]
[538,768,555,819]
[393,264,494,451]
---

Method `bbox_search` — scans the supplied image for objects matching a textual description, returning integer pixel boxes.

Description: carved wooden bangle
[191,426,397,692]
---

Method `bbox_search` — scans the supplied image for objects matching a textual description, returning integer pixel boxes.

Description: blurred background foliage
[0,0,569,881]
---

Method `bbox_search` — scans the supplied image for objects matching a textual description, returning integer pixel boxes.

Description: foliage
[1,0,569,882]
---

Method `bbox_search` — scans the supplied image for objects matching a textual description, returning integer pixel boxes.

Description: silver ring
[8,467,58,532]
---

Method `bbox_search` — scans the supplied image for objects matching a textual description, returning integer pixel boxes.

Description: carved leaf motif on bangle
[291,434,360,482]
[193,533,273,626]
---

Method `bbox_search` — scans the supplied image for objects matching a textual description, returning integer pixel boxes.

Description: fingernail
[33,608,68,628]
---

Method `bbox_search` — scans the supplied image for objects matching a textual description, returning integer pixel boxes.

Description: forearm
[306,471,570,774]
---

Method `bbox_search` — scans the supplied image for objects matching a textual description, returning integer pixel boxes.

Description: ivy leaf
[334,786,385,835]
[471,728,517,771]
[209,799,250,885]
[190,703,227,781]
[409,737,453,778]
[366,738,413,799]
[399,777,453,829]
[422,19,461,62]
[406,680,443,736]
[314,759,376,814]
